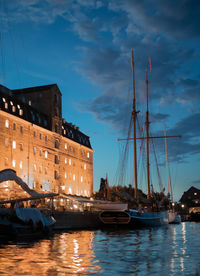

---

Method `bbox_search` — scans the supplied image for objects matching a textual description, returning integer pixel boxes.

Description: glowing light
[5,119,9,128]
[20,161,23,169]
[61,185,65,190]
[73,174,76,181]
[69,159,71,165]
[81,176,83,182]
[65,158,67,164]
[87,152,90,158]
[84,164,86,170]
[13,140,16,149]
[45,150,48,158]
[181,204,184,208]
[69,187,72,194]
[65,143,67,149]
[12,160,16,168]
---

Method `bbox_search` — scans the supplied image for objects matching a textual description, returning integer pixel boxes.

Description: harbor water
[0,222,200,275]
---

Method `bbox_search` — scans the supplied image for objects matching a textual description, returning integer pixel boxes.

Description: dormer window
[19,109,23,116]
[28,100,31,106]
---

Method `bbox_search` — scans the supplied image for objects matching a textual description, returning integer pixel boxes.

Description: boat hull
[99,211,131,225]
[168,211,181,224]
[128,210,169,227]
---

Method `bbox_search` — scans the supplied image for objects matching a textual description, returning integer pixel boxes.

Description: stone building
[0,84,93,199]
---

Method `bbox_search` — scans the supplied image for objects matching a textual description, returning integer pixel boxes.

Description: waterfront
[0,222,199,275]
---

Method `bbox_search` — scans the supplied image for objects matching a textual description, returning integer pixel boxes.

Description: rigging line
[3,0,21,87]
[0,32,6,84]
[150,132,163,192]
[0,1,6,84]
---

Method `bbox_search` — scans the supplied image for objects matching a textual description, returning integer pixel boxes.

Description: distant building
[0,83,93,199]
[180,186,200,207]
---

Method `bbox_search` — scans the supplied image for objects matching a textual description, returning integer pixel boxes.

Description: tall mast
[145,67,150,199]
[131,49,138,199]
[164,126,173,202]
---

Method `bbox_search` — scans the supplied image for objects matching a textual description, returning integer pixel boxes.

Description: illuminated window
[84,164,86,170]
[19,143,23,151]
[33,147,36,155]
[28,100,31,106]
[12,140,16,149]
[68,187,72,194]
[34,164,37,171]
[20,126,23,134]
[69,159,71,165]
[2,97,5,102]
[5,138,9,147]
[20,161,23,169]
[61,185,65,191]
[87,152,90,158]
[65,172,67,179]
[45,151,48,159]
[12,160,16,168]
[13,123,16,130]
[12,106,16,112]
[65,143,67,150]
[5,103,8,109]
[19,109,23,116]
[64,130,66,135]
[81,176,83,182]
[5,119,9,128]
[73,174,75,181]
[10,101,13,106]
[65,158,67,164]
[17,104,20,109]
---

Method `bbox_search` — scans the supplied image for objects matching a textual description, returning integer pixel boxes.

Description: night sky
[1,0,200,201]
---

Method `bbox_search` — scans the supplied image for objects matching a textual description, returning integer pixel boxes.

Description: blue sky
[1,0,200,201]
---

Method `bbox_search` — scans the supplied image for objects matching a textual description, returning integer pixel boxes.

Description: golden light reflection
[0,231,102,275]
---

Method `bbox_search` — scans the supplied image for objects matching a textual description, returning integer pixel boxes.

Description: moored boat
[0,206,55,239]
[168,210,181,224]
[128,209,168,227]
[99,210,131,225]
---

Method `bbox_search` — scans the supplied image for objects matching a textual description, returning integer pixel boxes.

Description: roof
[12,83,62,96]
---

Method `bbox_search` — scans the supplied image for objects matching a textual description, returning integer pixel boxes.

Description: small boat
[128,209,168,227]
[99,210,131,225]
[168,210,181,224]
[0,206,55,239]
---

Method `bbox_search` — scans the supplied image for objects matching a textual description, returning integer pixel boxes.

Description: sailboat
[164,127,181,224]
[123,50,169,227]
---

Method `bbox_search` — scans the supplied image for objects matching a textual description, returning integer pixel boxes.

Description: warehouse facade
[0,84,93,199]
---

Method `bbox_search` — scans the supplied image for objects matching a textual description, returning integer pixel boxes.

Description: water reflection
[0,223,200,275]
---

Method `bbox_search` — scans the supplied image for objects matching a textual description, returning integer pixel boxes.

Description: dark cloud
[109,0,200,39]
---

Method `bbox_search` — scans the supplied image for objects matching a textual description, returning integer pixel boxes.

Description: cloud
[109,0,200,39]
